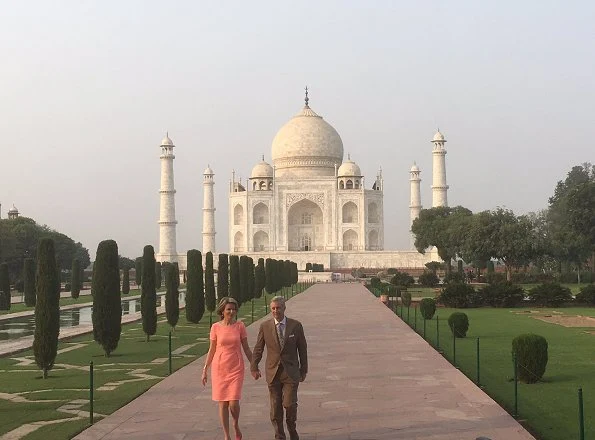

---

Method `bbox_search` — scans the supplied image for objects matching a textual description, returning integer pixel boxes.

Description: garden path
[74,283,535,440]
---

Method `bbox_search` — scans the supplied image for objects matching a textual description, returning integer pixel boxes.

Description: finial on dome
[304,86,309,107]
[262,154,265,161]
[347,153,351,160]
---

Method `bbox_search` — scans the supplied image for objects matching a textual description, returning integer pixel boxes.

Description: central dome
[272,104,344,177]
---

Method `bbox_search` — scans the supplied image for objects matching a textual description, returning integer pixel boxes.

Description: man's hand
[300,373,307,382]
[251,369,261,380]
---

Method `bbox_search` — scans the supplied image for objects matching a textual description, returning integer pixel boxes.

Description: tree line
[412,163,595,281]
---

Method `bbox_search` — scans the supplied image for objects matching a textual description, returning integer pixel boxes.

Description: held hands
[251,369,261,380]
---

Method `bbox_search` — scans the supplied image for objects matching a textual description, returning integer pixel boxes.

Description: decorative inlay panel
[286,193,325,208]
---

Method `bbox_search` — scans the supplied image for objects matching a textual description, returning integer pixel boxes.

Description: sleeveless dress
[210,320,247,401]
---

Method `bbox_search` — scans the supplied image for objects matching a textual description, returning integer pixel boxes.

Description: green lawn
[0,286,305,440]
[398,304,595,440]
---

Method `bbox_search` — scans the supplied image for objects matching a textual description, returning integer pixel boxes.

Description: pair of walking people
[202,295,308,440]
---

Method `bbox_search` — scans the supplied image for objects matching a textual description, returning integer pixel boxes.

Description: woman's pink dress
[210,320,247,401]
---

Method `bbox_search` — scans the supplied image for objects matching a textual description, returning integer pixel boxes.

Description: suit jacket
[251,317,308,384]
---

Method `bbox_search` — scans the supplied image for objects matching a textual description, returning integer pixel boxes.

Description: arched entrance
[287,199,323,251]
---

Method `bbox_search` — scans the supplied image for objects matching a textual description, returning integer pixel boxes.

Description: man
[251,296,308,440]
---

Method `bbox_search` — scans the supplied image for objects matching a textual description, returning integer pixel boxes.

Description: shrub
[71,259,81,299]
[418,271,439,287]
[141,245,157,341]
[0,263,10,310]
[165,262,180,329]
[448,312,469,338]
[558,272,578,284]
[305,262,312,272]
[512,334,548,383]
[122,269,130,295]
[528,282,572,307]
[478,282,525,307]
[575,284,595,305]
[23,258,36,307]
[485,272,506,284]
[437,282,476,308]
[185,249,204,324]
[370,277,382,289]
[92,240,122,356]
[390,271,414,287]
[401,291,412,307]
[387,268,398,275]
[33,238,59,378]
[444,272,465,284]
[419,298,436,320]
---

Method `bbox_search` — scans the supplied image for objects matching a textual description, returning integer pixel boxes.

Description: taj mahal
[155,90,443,271]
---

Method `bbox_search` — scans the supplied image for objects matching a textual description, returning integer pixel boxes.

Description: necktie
[277,322,285,349]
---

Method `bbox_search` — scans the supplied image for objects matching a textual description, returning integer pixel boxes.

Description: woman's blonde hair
[216,297,239,320]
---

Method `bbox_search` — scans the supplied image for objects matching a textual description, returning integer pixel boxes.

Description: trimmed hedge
[512,334,548,384]
[448,312,469,338]
[419,298,436,320]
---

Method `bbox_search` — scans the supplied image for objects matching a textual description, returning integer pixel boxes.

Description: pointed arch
[342,201,358,223]
[233,204,243,225]
[253,203,269,224]
[253,230,269,251]
[234,231,244,252]
[343,229,358,250]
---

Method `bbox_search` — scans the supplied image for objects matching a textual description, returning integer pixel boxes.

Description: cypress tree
[55,263,61,296]
[185,249,205,323]
[247,257,255,302]
[0,263,10,310]
[217,253,229,299]
[92,240,122,356]
[291,262,298,285]
[229,255,241,305]
[155,261,162,289]
[32,238,59,378]
[284,260,292,288]
[265,258,276,295]
[23,258,36,307]
[165,262,179,330]
[204,251,216,325]
[71,259,81,299]
[254,258,265,299]
[239,255,250,305]
[135,257,142,287]
[122,268,130,295]
[141,245,157,341]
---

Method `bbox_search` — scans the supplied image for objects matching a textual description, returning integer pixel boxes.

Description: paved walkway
[74,283,535,440]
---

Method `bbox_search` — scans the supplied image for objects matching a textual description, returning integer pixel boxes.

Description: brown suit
[251,317,307,440]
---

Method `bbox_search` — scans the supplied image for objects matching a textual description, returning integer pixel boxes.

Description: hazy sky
[1,1,593,260]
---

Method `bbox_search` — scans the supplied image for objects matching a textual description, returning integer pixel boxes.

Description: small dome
[161,133,174,146]
[8,205,18,214]
[338,158,361,177]
[410,163,419,172]
[251,159,273,178]
[432,130,445,142]
[204,165,214,175]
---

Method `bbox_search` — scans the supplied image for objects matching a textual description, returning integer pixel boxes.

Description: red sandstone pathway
[74,283,535,440]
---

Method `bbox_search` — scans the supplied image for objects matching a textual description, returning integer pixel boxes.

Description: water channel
[0,292,186,341]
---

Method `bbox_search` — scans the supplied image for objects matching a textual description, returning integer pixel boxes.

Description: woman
[202,297,252,440]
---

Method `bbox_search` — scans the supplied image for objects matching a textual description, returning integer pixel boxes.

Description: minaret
[158,133,178,261]
[409,163,422,248]
[431,130,449,207]
[202,165,216,254]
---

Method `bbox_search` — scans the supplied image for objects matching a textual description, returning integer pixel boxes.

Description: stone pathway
[74,283,535,440]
